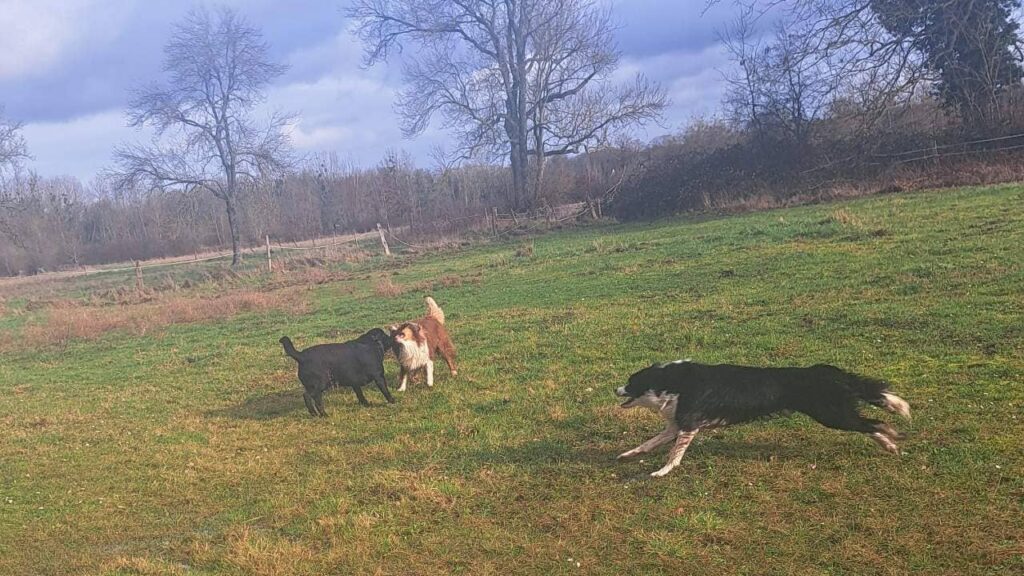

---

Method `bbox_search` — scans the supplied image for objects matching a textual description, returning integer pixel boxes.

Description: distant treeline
[0,148,631,275]
[610,91,1024,220]
[6,92,1024,276]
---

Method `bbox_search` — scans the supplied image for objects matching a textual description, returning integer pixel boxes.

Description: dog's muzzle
[615,386,637,408]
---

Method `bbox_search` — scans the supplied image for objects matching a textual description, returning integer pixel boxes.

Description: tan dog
[389,297,458,391]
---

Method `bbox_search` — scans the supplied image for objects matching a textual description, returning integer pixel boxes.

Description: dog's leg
[650,429,699,478]
[302,391,318,417]
[352,386,370,407]
[870,431,901,455]
[803,404,903,455]
[618,425,679,460]
[439,344,458,376]
[426,360,435,387]
[397,367,408,392]
[869,422,903,455]
[375,375,396,404]
[313,391,327,417]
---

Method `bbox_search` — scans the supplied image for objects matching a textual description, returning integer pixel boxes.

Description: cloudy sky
[0,0,743,181]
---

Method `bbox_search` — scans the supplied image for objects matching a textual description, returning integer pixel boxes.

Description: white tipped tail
[425,296,445,324]
[881,393,911,420]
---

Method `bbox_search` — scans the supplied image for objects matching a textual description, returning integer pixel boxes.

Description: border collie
[280,328,395,415]
[615,361,911,477]
[389,297,458,391]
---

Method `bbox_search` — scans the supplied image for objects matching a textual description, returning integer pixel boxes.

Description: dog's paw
[451,370,458,377]
[649,468,673,478]
[617,450,638,460]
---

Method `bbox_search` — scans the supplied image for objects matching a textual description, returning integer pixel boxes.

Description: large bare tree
[348,0,667,209]
[1,106,30,243]
[112,7,292,265]
[0,106,29,188]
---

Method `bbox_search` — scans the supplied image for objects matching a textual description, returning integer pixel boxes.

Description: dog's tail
[279,336,304,362]
[842,370,911,420]
[425,296,445,325]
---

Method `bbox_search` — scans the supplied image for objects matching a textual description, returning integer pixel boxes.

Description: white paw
[650,468,673,478]
[397,385,406,392]
[617,451,638,460]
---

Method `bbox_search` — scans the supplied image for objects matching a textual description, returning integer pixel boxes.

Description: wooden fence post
[266,235,272,272]
[134,261,144,293]
[377,223,391,256]
[491,207,499,236]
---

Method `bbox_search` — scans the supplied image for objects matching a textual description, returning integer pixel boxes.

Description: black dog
[615,361,912,477]
[280,328,395,415]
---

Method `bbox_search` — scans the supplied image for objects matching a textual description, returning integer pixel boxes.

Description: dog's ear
[408,322,427,342]
[373,330,390,351]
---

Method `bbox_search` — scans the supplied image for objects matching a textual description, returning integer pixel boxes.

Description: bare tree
[715,0,1023,132]
[348,0,666,209]
[1,106,29,190]
[111,7,292,265]
[722,12,843,146]
[1,107,31,246]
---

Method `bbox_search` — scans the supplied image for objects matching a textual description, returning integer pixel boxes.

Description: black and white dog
[615,360,911,477]
[280,328,395,415]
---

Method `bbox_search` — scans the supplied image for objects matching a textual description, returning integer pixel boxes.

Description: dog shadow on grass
[206,389,306,420]
[207,387,400,420]
[456,422,826,478]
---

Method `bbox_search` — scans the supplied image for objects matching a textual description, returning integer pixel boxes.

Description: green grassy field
[1,184,1022,575]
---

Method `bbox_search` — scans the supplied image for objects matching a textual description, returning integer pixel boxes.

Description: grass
[2,184,1023,575]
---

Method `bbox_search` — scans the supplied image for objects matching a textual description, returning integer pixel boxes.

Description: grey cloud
[0,0,341,123]
[10,0,745,179]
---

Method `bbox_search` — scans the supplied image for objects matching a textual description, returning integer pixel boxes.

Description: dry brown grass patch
[224,526,319,576]
[15,290,308,349]
[439,274,465,288]
[103,556,190,575]
[374,276,406,297]
[274,265,332,285]
[515,242,534,258]
[334,247,373,263]
[827,208,863,228]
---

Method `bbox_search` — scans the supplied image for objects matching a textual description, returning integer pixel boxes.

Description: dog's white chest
[397,339,430,370]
